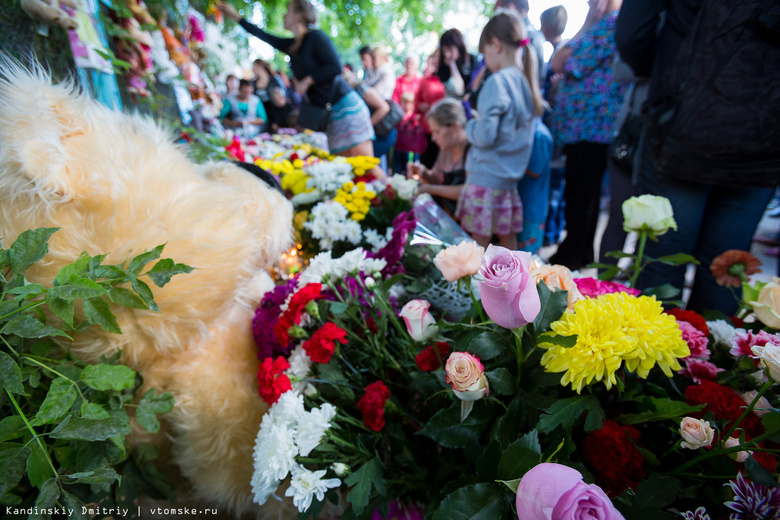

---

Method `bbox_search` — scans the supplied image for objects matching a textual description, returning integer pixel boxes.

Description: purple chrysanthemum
[725,472,780,520]
[368,211,416,277]
[252,278,298,360]
[680,507,711,520]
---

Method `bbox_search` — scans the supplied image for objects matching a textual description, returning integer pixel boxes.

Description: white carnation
[707,319,736,346]
[285,466,341,513]
[291,189,322,206]
[364,228,389,252]
[387,174,418,200]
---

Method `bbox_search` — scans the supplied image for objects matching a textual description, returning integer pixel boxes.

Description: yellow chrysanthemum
[616,293,690,378]
[333,180,376,221]
[538,292,690,393]
[539,296,636,393]
[346,155,380,174]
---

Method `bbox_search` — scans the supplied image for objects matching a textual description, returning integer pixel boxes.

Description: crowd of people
[214,0,780,315]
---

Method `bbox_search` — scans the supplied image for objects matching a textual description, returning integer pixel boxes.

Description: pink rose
[680,417,715,449]
[477,245,540,329]
[515,463,624,520]
[444,352,489,398]
[681,358,724,383]
[724,437,751,463]
[399,299,438,342]
[741,390,773,417]
[434,241,485,282]
[678,321,711,360]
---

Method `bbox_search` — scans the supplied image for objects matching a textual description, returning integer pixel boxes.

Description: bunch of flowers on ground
[248,194,780,519]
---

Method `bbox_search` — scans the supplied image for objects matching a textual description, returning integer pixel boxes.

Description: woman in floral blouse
[548,0,626,270]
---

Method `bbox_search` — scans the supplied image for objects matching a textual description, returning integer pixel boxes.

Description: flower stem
[466,277,486,323]
[629,231,648,289]
[5,389,59,483]
[722,379,773,442]
[513,327,526,388]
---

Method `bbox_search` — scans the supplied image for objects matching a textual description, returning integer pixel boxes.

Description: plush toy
[20,0,78,30]
[0,61,297,518]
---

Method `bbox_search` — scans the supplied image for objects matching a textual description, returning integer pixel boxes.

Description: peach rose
[724,437,751,463]
[751,277,780,329]
[445,352,489,398]
[433,241,485,282]
[532,264,585,311]
[680,417,715,449]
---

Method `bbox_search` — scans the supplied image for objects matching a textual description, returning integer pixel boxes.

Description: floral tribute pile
[249,193,780,520]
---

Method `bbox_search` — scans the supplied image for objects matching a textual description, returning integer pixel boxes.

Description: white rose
[750,278,780,329]
[622,195,677,237]
[680,417,715,449]
[751,343,780,381]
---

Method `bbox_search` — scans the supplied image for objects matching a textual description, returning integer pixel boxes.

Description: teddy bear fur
[0,60,298,518]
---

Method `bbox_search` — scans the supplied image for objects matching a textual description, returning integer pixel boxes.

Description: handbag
[374,99,404,137]
[297,79,340,132]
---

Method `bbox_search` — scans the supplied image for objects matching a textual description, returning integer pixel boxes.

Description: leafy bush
[0,228,191,517]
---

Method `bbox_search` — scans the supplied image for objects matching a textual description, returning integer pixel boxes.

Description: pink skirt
[455,184,524,237]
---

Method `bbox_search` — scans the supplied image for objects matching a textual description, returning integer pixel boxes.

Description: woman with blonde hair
[218,0,375,158]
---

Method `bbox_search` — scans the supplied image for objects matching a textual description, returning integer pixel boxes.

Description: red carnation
[303,322,348,364]
[273,283,323,345]
[685,380,762,436]
[415,342,451,372]
[582,419,646,495]
[257,356,292,405]
[357,381,391,432]
[666,308,710,336]
[753,449,778,473]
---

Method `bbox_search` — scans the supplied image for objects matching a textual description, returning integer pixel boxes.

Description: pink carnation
[729,330,780,360]
[679,321,711,360]
[574,277,641,298]
[681,358,724,383]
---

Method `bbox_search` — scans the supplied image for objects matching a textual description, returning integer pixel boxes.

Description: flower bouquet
[248,195,780,519]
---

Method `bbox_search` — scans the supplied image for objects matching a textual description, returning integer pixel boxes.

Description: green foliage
[615,474,681,520]
[431,483,509,520]
[345,457,386,515]
[0,228,188,512]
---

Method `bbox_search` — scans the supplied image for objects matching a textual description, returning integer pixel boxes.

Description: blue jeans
[373,129,398,173]
[636,142,774,314]
[544,166,566,245]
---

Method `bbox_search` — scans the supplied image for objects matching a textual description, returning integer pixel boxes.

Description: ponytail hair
[479,10,547,117]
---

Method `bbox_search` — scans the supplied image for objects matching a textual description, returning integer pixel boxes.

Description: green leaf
[54,253,90,286]
[498,477,522,494]
[145,258,193,287]
[532,283,569,333]
[329,301,349,315]
[497,431,541,480]
[345,457,385,515]
[616,474,681,520]
[136,389,175,433]
[31,377,78,426]
[641,283,680,300]
[431,483,508,520]
[44,292,74,327]
[418,405,490,448]
[83,297,121,333]
[0,249,9,268]
[128,244,165,275]
[80,364,136,392]
[466,332,505,360]
[34,478,60,508]
[26,443,54,488]
[48,275,107,301]
[0,445,30,495]
[655,253,698,266]
[746,455,780,487]
[81,401,111,420]
[64,465,121,484]
[5,284,45,299]
[130,276,158,312]
[761,413,780,442]
[1,314,70,339]
[92,265,127,281]
[537,395,602,434]
[485,368,515,396]
[8,227,59,273]
[0,416,25,442]
[537,333,578,349]
[48,414,131,441]
[108,287,148,310]
[604,251,635,259]
[62,491,89,520]
[494,398,525,448]
[618,398,704,425]
[598,265,622,281]
[0,351,24,395]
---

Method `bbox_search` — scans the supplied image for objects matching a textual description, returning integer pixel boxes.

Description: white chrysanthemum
[285,465,341,513]
[287,345,315,395]
[250,471,278,505]
[707,319,736,346]
[298,251,335,285]
[330,462,350,477]
[254,422,298,482]
[364,228,388,252]
[387,174,418,200]
[345,221,363,244]
[270,391,305,429]
[297,404,338,456]
[306,161,353,194]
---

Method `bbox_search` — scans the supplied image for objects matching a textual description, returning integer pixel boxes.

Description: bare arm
[418,183,464,200]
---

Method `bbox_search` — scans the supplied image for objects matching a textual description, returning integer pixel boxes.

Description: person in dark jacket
[616,0,775,314]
